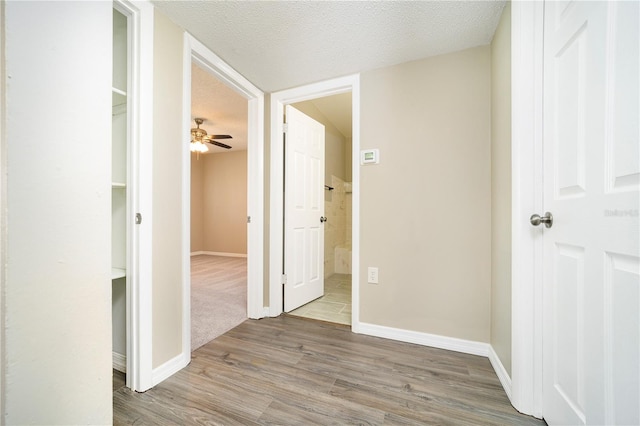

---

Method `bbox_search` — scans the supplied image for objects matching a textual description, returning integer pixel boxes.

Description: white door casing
[172,34,264,386]
[113,0,154,392]
[541,2,639,425]
[269,75,360,328]
[284,105,325,312]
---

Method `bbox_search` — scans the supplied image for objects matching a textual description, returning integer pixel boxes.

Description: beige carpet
[191,254,247,351]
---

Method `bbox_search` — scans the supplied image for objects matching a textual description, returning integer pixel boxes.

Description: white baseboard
[356,322,515,401]
[112,351,126,373]
[489,345,512,401]
[152,351,190,387]
[190,250,247,258]
[357,322,490,357]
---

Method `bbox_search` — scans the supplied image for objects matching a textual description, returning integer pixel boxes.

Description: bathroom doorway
[288,92,353,325]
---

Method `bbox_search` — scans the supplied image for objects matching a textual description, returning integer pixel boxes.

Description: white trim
[112,351,127,374]
[489,346,512,402]
[358,322,490,357]
[190,251,247,258]
[183,33,265,341]
[180,34,192,373]
[510,0,544,418]
[113,0,154,393]
[151,351,190,387]
[269,75,361,331]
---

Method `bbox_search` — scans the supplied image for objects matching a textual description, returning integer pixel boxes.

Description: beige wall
[191,153,205,252]
[152,10,184,369]
[360,46,492,343]
[201,151,248,254]
[490,2,512,375]
[3,2,113,423]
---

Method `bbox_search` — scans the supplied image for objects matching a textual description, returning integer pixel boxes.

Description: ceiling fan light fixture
[190,140,209,159]
[189,118,234,156]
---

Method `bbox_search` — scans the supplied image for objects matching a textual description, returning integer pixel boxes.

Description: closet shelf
[111,268,126,280]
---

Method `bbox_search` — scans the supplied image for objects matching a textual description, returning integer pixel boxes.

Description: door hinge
[247,216,251,223]
[283,123,288,134]
[281,274,287,285]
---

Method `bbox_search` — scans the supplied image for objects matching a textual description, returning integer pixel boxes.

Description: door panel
[543,1,639,425]
[284,105,325,312]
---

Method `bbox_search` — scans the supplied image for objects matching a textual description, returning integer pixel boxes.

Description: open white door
[541,1,639,424]
[284,105,325,312]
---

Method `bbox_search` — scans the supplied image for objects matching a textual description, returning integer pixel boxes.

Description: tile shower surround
[324,175,352,277]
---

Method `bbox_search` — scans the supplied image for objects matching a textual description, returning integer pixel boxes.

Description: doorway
[269,75,361,331]
[189,62,249,350]
[180,34,265,364]
[287,93,353,325]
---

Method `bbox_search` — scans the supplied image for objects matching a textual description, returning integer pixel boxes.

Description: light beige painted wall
[360,46,492,342]
[152,10,184,369]
[202,151,248,254]
[191,153,205,252]
[3,2,113,423]
[490,2,512,375]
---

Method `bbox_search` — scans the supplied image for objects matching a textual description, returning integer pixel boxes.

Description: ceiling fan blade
[209,134,232,139]
[210,140,232,149]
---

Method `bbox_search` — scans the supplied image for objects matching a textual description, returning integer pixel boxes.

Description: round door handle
[320,216,327,223]
[530,212,553,228]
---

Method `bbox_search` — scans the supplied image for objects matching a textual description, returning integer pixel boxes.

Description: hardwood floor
[114,316,545,425]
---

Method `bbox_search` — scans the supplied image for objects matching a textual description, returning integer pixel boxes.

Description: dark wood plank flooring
[114,316,545,425]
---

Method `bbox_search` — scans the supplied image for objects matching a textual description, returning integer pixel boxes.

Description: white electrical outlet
[368,267,379,284]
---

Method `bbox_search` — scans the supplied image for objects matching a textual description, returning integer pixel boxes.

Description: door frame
[269,75,361,331]
[511,0,544,418]
[180,34,265,359]
[113,0,154,392]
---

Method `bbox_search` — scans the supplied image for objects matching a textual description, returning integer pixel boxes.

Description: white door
[284,105,325,312]
[541,1,639,424]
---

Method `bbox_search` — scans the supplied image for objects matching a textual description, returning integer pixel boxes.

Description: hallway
[113,315,545,425]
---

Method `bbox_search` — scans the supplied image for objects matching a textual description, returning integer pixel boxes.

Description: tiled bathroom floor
[288,274,352,325]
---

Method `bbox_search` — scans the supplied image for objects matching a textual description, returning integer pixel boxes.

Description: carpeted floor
[191,254,247,351]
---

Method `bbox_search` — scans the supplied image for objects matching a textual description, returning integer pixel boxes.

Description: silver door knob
[320,216,327,223]
[530,212,553,228]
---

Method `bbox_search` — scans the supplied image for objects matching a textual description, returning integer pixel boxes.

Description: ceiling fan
[190,118,233,153]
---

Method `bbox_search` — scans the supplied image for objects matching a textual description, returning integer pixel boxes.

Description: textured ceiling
[153,0,506,92]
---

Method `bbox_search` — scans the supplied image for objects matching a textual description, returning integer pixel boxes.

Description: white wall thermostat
[361,149,380,165]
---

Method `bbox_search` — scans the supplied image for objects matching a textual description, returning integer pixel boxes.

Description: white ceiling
[153,0,506,93]
[177,1,505,153]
